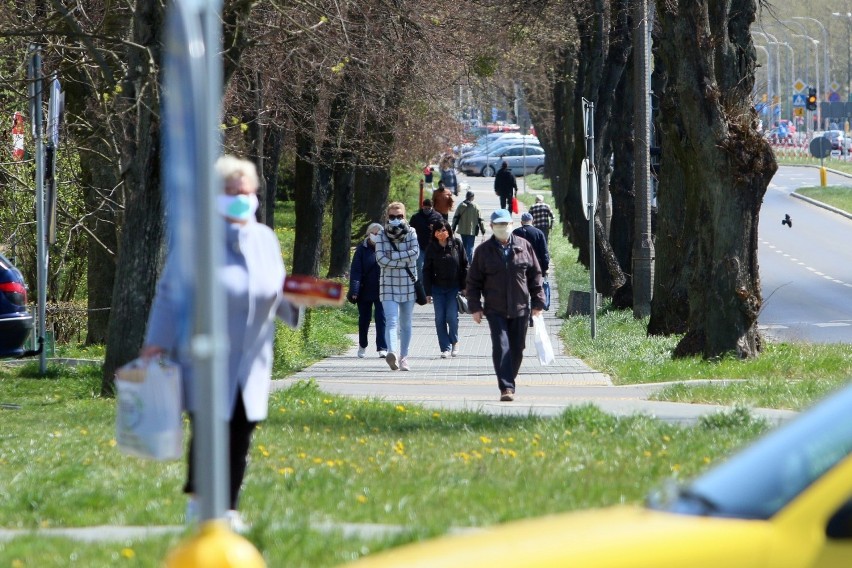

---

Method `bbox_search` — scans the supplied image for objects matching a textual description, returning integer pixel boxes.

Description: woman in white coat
[141,156,299,531]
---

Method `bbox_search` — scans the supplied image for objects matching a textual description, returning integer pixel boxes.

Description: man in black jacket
[513,212,550,323]
[466,209,545,402]
[409,199,444,280]
[493,161,517,211]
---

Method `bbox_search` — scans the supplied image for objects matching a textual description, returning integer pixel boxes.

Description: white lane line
[814,322,852,328]
[763,242,852,289]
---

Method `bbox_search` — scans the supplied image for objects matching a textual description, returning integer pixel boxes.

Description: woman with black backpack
[423,220,468,358]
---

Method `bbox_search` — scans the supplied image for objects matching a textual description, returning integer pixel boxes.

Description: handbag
[532,314,555,365]
[115,357,184,461]
[456,292,470,314]
[511,196,519,214]
[388,238,427,305]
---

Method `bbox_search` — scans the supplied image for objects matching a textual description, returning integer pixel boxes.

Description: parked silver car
[459,145,545,177]
[459,135,539,160]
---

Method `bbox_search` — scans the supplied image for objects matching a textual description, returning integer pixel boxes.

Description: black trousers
[184,391,258,510]
[499,194,512,211]
[486,313,529,393]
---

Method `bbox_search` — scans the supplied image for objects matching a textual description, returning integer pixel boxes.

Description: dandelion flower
[121,548,136,559]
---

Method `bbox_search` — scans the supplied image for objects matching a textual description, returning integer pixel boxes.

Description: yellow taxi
[342,384,852,567]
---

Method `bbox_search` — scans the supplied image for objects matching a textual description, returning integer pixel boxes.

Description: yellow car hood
[344,506,773,568]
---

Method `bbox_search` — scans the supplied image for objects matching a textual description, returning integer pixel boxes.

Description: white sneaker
[451,344,459,357]
[440,351,450,359]
[386,352,399,370]
[357,347,367,358]
[399,357,410,371]
[226,509,250,534]
[378,350,388,358]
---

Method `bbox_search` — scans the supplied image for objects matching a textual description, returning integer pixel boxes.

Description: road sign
[580,158,598,220]
[794,107,804,118]
[792,94,806,108]
[793,79,806,93]
[809,136,832,159]
[831,81,840,93]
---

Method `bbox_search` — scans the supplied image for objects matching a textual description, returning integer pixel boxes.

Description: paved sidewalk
[274,173,797,425]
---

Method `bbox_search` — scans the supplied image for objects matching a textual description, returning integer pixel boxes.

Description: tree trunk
[244,71,267,226]
[648,51,690,335]
[656,0,777,358]
[292,127,326,276]
[353,163,390,224]
[101,0,164,393]
[328,154,355,277]
[262,124,284,229]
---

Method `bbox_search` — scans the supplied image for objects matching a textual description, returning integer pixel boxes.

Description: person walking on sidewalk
[466,209,545,402]
[349,222,388,359]
[513,212,550,325]
[494,161,517,211]
[142,155,302,532]
[423,220,468,359]
[451,190,486,262]
[375,202,419,371]
[409,199,443,281]
[432,181,455,221]
[529,194,555,240]
[440,164,459,196]
[423,164,434,189]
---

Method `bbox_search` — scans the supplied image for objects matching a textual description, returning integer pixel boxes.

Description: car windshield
[651,385,852,520]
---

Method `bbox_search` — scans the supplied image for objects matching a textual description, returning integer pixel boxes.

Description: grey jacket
[144,221,299,422]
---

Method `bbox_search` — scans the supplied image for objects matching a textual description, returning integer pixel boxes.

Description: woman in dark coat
[349,223,388,358]
[423,220,468,358]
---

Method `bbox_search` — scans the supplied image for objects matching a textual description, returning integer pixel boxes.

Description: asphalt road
[758,166,852,343]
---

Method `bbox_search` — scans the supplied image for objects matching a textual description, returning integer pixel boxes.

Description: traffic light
[807,88,817,111]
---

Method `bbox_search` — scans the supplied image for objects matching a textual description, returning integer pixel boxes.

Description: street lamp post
[792,17,830,100]
[832,13,852,102]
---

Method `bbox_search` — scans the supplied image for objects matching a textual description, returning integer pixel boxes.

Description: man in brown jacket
[432,181,455,220]
[465,209,545,401]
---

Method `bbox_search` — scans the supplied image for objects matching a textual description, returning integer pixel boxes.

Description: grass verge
[795,185,852,213]
[0,377,769,567]
[535,176,852,409]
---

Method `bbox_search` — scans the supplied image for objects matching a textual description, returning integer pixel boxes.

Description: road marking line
[814,322,852,328]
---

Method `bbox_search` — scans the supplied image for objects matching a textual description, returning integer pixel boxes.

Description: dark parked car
[0,253,33,358]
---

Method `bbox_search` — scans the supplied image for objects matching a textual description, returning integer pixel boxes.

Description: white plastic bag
[115,357,183,461]
[532,314,555,365]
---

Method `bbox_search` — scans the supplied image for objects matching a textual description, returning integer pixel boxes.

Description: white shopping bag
[115,357,184,461]
[532,314,555,365]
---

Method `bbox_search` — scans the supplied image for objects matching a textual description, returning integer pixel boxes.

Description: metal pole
[793,17,830,99]
[585,100,596,339]
[632,0,654,318]
[195,0,227,524]
[29,46,47,374]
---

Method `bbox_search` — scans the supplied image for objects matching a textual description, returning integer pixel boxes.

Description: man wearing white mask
[465,209,545,402]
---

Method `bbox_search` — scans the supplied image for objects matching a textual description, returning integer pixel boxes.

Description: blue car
[0,253,33,358]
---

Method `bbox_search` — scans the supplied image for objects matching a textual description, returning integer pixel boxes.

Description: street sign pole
[28,45,47,374]
[582,98,597,339]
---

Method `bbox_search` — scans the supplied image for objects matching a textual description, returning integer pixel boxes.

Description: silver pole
[584,99,596,339]
[792,17,830,99]
[29,46,47,374]
[632,0,654,318]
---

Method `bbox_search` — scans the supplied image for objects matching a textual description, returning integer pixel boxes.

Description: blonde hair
[386,201,406,216]
[215,155,260,191]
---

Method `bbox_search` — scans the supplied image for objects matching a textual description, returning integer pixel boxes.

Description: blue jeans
[382,299,415,357]
[431,285,459,352]
[357,299,387,351]
[460,234,475,262]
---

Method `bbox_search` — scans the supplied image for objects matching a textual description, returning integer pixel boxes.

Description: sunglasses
[388,214,405,220]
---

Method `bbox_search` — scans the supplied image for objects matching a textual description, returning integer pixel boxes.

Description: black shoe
[500,390,515,402]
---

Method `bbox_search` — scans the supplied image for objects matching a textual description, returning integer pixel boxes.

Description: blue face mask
[217,194,258,221]
[388,219,403,228]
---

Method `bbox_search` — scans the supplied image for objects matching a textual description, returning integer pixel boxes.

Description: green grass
[0,376,769,567]
[796,185,852,213]
[537,176,852,409]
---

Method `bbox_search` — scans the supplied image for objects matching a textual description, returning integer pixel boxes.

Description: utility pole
[632,0,654,318]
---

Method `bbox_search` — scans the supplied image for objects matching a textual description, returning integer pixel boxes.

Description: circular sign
[579,158,598,220]
[809,136,832,159]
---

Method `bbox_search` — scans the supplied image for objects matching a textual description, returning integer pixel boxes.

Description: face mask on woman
[368,233,380,243]
[217,194,259,221]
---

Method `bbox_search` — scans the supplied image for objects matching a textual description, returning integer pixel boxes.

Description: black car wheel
[481,165,496,177]
[535,165,545,175]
